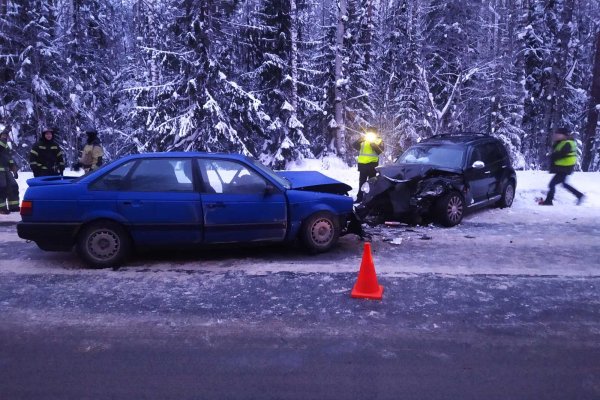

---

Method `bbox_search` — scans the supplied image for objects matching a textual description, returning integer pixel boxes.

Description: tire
[496,180,515,208]
[301,211,340,253]
[77,221,131,268]
[435,191,465,227]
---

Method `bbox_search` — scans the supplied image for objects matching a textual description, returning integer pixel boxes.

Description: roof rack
[429,131,489,139]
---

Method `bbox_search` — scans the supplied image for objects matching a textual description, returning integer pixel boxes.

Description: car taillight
[20,201,32,216]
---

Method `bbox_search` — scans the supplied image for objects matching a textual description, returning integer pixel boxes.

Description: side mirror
[472,160,485,169]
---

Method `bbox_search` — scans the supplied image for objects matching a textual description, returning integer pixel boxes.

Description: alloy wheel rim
[447,196,463,223]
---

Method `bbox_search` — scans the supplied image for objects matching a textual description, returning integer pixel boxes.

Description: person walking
[75,130,104,173]
[352,128,384,202]
[0,128,20,214]
[29,127,65,177]
[539,127,585,206]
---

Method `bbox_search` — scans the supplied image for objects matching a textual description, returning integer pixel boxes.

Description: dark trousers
[546,172,583,203]
[357,162,378,201]
[0,170,20,212]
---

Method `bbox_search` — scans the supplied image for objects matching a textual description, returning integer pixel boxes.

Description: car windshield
[248,158,291,189]
[396,145,465,169]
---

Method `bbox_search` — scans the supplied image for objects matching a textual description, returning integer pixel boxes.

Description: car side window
[196,159,267,194]
[468,146,484,166]
[481,142,504,165]
[89,160,136,191]
[128,159,194,192]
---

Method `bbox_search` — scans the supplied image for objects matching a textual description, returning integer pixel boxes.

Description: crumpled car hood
[276,171,352,195]
[26,176,79,187]
[377,164,462,182]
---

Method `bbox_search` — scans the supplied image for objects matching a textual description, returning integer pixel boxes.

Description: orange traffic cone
[351,242,384,300]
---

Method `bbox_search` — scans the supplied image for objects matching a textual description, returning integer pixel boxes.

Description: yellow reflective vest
[357,139,382,164]
[554,140,577,167]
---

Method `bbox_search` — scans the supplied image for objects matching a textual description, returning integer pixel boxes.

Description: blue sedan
[17,153,354,268]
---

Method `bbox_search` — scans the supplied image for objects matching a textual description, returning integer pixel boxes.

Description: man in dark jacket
[539,127,584,206]
[29,127,65,177]
[0,128,20,214]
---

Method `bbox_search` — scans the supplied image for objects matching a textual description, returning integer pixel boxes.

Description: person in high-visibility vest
[539,127,584,206]
[352,129,384,202]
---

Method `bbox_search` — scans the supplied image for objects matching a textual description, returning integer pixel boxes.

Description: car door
[464,144,492,203]
[480,142,506,198]
[115,158,203,246]
[197,158,287,244]
[487,142,512,197]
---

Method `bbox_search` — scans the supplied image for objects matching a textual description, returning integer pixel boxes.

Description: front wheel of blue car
[77,221,131,269]
[301,211,340,253]
[435,191,465,227]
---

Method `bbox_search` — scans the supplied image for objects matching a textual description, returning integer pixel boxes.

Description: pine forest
[1,0,599,171]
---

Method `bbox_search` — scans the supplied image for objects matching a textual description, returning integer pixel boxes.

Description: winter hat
[554,127,570,136]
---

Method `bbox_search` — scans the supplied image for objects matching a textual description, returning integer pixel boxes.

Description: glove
[72,162,81,172]
[59,169,64,176]
[97,157,103,167]
[13,171,18,179]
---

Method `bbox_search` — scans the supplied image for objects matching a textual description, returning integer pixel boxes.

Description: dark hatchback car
[356,134,517,226]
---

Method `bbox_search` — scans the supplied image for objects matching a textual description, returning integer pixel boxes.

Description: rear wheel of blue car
[301,211,340,253]
[77,221,131,268]
[436,191,464,227]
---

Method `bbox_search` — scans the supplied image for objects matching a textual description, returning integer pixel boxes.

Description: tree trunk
[334,0,347,156]
[290,0,298,113]
[540,0,574,165]
[581,31,600,171]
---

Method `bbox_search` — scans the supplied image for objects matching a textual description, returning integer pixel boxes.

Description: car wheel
[496,180,515,208]
[77,221,131,268]
[435,191,464,227]
[301,211,340,253]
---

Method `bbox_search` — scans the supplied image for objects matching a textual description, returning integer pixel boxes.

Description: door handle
[121,200,142,206]
[207,202,225,209]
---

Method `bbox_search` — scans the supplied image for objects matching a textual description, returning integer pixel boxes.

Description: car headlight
[361,181,370,194]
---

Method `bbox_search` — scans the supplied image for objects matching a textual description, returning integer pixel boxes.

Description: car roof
[419,133,499,146]
[119,152,252,162]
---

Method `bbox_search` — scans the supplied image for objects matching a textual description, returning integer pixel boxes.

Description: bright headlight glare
[365,131,377,143]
